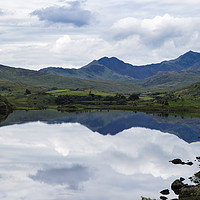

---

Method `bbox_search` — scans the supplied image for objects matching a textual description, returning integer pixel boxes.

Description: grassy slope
[142,71,200,89]
[0,64,143,93]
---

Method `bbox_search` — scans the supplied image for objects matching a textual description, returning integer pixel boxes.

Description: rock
[160,189,170,195]
[179,185,199,199]
[186,162,193,166]
[171,179,185,195]
[196,156,200,160]
[0,95,13,115]
[169,158,184,165]
[180,177,185,182]
[160,196,168,200]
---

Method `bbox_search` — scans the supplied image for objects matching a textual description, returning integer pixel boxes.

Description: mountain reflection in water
[0,121,199,200]
[0,110,200,143]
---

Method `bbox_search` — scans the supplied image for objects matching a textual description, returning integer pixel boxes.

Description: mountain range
[1,50,200,93]
[0,63,142,93]
[40,50,200,80]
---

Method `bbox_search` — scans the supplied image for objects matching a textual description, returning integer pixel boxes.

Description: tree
[25,89,31,95]
[128,93,139,101]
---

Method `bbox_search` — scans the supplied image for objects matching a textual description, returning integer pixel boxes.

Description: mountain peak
[175,50,200,65]
[180,50,200,58]
[98,56,122,62]
[98,56,127,67]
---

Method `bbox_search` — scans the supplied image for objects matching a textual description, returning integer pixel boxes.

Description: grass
[3,88,200,118]
[0,74,199,119]
[0,65,144,93]
[139,96,153,101]
[47,89,115,97]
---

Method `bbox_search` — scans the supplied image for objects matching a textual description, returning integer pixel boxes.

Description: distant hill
[40,51,200,80]
[0,64,143,93]
[142,71,200,89]
[174,81,200,98]
[40,60,135,81]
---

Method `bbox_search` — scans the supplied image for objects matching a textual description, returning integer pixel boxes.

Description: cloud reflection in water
[29,165,91,190]
[0,122,199,200]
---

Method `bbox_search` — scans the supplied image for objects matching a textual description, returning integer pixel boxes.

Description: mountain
[40,51,200,81]
[40,60,135,81]
[99,51,200,79]
[1,51,200,94]
[0,64,143,93]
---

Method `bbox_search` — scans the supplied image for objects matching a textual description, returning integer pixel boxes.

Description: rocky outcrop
[179,185,199,199]
[0,95,13,116]
[171,178,200,199]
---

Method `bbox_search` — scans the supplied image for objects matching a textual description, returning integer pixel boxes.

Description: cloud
[29,165,91,190]
[108,14,200,48]
[51,35,112,65]
[0,9,4,15]
[30,1,93,27]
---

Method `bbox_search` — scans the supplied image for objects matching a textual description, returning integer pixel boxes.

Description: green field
[47,89,116,97]
[0,70,200,118]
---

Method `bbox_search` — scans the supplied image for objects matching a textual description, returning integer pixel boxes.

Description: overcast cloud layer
[0,0,200,69]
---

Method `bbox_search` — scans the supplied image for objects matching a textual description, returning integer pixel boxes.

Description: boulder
[171,179,185,195]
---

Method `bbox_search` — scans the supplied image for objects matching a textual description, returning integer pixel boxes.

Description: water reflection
[29,165,91,190]
[0,122,199,200]
[0,110,200,143]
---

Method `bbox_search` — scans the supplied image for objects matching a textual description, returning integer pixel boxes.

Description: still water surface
[0,110,199,200]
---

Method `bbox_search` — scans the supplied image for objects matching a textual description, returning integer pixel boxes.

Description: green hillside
[0,64,143,93]
[174,81,200,98]
[142,71,200,89]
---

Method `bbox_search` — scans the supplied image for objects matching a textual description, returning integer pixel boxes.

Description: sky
[0,0,200,69]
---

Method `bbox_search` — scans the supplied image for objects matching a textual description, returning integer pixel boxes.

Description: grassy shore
[2,88,199,118]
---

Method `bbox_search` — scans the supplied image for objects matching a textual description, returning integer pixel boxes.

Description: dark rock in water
[169,159,193,166]
[171,179,185,195]
[160,189,170,195]
[160,196,168,200]
[169,158,184,165]
[186,161,193,166]
[179,185,199,199]
[196,156,200,161]
[180,177,185,182]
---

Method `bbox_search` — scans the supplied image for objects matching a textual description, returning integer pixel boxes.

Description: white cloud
[1,1,200,68]
[108,14,200,48]
[51,35,112,66]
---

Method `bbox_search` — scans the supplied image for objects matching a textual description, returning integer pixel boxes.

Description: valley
[0,51,200,118]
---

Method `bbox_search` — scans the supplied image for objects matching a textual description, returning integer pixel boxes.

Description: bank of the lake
[4,89,200,118]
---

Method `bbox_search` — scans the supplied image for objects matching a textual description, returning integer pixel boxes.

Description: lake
[0,110,199,200]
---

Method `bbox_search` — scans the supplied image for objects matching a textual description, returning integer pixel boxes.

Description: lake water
[0,110,200,200]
